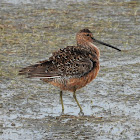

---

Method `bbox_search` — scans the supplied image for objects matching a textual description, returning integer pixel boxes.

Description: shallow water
[0,0,140,139]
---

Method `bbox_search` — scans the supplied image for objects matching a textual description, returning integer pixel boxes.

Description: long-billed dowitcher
[19,29,121,114]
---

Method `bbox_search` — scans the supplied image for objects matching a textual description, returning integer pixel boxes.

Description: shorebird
[19,29,121,114]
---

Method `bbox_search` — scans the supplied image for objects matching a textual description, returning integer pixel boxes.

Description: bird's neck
[88,42,100,58]
[78,41,100,58]
[77,40,100,58]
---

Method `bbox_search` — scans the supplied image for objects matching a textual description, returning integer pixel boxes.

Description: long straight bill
[92,38,121,51]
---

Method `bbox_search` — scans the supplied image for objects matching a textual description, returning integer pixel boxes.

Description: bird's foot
[78,110,84,116]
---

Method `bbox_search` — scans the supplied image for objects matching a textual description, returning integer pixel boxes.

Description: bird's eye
[86,34,90,36]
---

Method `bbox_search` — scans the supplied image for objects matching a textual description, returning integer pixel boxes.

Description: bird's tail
[19,60,59,78]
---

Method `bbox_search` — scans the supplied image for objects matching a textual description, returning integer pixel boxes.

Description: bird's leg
[73,90,83,114]
[60,91,64,113]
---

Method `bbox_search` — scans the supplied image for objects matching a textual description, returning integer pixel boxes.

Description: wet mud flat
[0,0,140,139]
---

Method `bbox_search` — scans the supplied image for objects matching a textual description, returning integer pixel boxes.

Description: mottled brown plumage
[19,29,121,114]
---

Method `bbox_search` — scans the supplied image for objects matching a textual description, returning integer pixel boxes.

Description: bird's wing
[19,46,98,79]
